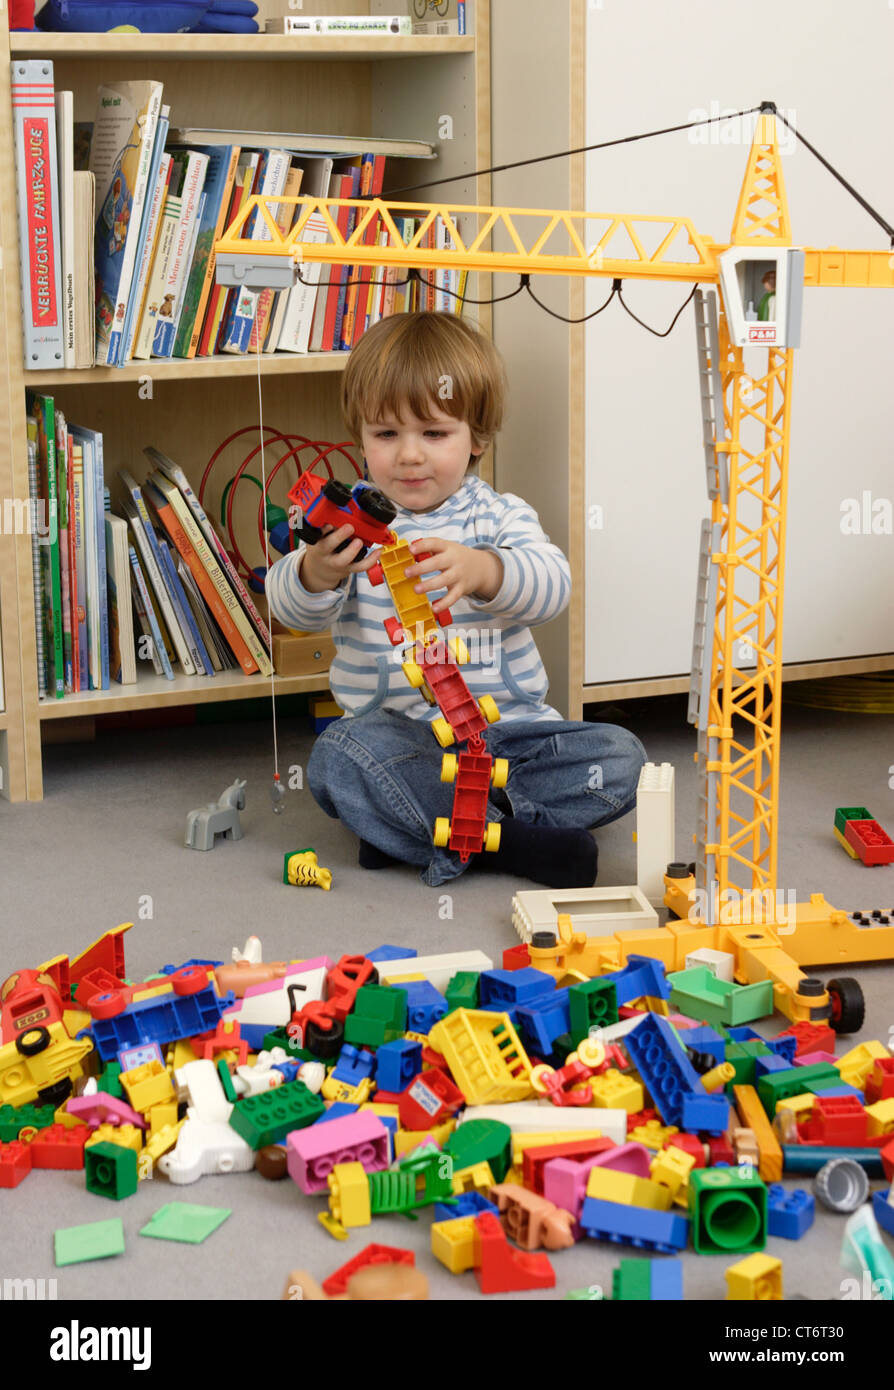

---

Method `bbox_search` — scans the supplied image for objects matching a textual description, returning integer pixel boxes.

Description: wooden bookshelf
[0,3,492,800]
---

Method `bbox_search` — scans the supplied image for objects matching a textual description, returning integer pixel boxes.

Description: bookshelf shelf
[36,663,334,720]
[9,34,475,62]
[25,350,351,388]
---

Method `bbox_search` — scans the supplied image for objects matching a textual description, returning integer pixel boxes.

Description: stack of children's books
[12,62,466,372]
[28,394,273,700]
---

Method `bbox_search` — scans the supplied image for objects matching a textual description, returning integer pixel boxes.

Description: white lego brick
[378,950,493,995]
[635,761,676,907]
[511,886,657,943]
[684,947,735,982]
[173,1059,232,1122]
[457,1103,628,1146]
[157,1116,254,1185]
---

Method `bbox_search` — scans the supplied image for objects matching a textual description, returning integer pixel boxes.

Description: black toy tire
[826,977,865,1034]
[305,1018,345,1059]
[37,1079,73,1107]
[353,487,396,524]
[15,1026,51,1056]
[299,520,324,546]
[321,479,353,507]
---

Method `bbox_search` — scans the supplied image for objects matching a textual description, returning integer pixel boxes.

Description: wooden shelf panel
[9,34,475,62]
[23,351,351,388]
[37,664,333,719]
[0,711,8,732]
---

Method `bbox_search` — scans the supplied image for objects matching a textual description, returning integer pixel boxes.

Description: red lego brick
[421,1045,449,1072]
[523,1137,616,1195]
[398,1069,464,1130]
[626,1108,659,1132]
[802,1094,868,1147]
[322,1244,415,1298]
[190,1017,250,1065]
[0,1140,33,1188]
[844,818,894,866]
[473,1212,555,1294]
[502,943,531,972]
[881,1136,894,1184]
[70,927,128,990]
[775,1021,836,1057]
[664,1133,707,1167]
[866,1058,894,1104]
[706,1133,736,1167]
[31,1123,91,1170]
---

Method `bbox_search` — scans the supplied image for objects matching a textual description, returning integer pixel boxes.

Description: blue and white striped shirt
[265,475,570,723]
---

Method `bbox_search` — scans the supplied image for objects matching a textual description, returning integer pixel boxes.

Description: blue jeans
[307,709,647,887]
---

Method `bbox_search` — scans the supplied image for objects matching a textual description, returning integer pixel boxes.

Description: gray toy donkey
[185,778,247,850]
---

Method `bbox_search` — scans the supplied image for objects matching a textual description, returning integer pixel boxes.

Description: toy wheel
[440,754,458,784]
[402,660,425,688]
[577,1037,606,1069]
[491,758,509,789]
[171,966,209,997]
[433,818,451,848]
[37,1079,73,1108]
[322,479,353,507]
[305,1018,344,1060]
[479,695,500,724]
[384,617,405,646]
[826,977,865,1034]
[431,717,455,748]
[449,636,470,665]
[531,1063,555,1095]
[436,606,453,628]
[367,560,384,586]
[483,823,501,853]
[15,1026,51,1057]
[353,486,396,524]
[299,520,324,546]
[89,990,127,1020]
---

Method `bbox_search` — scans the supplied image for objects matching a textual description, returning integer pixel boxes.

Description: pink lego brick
[66,1093,147,1129]
[795,1050,839,1068]
[286,1111,390,1194]
[543,1141,653,1220]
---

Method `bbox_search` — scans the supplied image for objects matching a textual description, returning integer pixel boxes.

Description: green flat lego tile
[139,1202,231,1244]
[55,1218,126,1266]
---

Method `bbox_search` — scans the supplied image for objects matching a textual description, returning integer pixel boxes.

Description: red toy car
[287,475,396,560]
[1,969,66,1045]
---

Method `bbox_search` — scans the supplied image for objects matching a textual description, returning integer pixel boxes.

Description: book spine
[158,537,210,675]
[12,61,65,369]
[133,195,181,360]
[118,114,170,365]
[339,153,375,350]
[26,437,47,699]
[153,153,208,358]
[71,444,87,691]
[351,154,385,347]
[128,546,172,679]
[104,91,163,366]
[119,474,195,675]
[221,150,291,354]
[124,153,171,365]
[168,192,207,341]
[55,91,75,368]
[184,145,240,358]
[253,163,303,352]
[35,395,64,698]
[93,434,109,690]
[54,412,72,691]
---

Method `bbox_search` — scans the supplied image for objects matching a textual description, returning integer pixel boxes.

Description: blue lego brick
[726,1025,765,1044]
[649,1258,683,1300]
[623,1012,706,1127]
[516,989,571,1059]
[872,1189,894,1239]
[433,1191,499,1222]
[235,1021,277,1053]
[767,1183,815,1240]
[392,979,447,1033]
[681,1090,730,1135]
[602,954,670,1007]
[479,967,555,1009]
[681,1025,726,1066]
[580,1197,689,1253]
[159,958,224,973]
[805,1082,864,1099]
[314,1102,360,1124]
[331,1044,376,1086]
[754,1053,793,1079]
[81,983,236,1062]
[365,945,417,963]
[765,1034,798,1065]
[375,1039,423,1093]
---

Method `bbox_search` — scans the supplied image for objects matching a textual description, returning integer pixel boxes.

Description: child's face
[361,404,477,513]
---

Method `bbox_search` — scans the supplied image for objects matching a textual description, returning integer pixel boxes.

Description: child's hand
[403,538,503,613]
[299,524,381,594]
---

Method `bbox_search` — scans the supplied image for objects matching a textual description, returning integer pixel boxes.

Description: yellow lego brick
[650,1144,695,1202]
[62,1008,93,1038]
[628,1120,678,1150]
[429,1010,535,1105]
[733,1084,784,1183]
[403,1031,431,1048]
[833,824,859,859]
[865,1098,894,1137]
[431,1215,478,1274]
[384,973,428,984]
[328,1162,371,1228]
[725,1253,783,1301]
[321,1075,374,1105]
[775,1092,815,1119]
[53,1103,88,1131]
[585,1166,672,1211]
[120,1059,175,1113]
[170,1039,199,1070]
[310,697,342,717]
[451,1160,495,1195]
[837,1041,890,1089]
[140,1121,183,1177]
[85,1123,142,1154]
[147,1101,179,1135]
[589,1069,644,1113]
[361,1102,401,1123]
[393,1119,455,1157]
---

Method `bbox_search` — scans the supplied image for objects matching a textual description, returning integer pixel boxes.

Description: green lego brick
[139,1202,231,1244]
[668,968,774,1029]
[569,978,618,1045]
[228,1080,324,1149]
[343,983,408,1047]
[446,971,480,1012]
[217,1058,237,1104]
[261,1026,316,1063]
[757,1063,840,1116]
[97,1062,124,1098]
[55,1218,125,1267]
[445,1118,512,1183]
[834,806,872,836]
[689,1167,767,1255]
[612,1259,652,1301]
[343,1017,403,1047]
[85,1142,139,1201]
[0,1102,56,1141]
[723,1043,758,1089]
[552,1034,578,1063]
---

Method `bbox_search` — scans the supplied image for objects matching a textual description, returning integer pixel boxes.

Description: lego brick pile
[2,927,894,1300]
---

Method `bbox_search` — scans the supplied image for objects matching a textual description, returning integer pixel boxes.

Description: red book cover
[320,173,354,352]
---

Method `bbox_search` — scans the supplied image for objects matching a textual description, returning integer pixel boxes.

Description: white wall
[584,0,894,685]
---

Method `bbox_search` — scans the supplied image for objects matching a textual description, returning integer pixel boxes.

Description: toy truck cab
[0,1019,94,1108]
[1,969,65,1045]
[286,474,396,559]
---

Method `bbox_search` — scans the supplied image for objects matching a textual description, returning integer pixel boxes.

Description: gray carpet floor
[2,692,893,1301]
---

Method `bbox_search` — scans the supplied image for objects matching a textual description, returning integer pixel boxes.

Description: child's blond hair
[341,311,507,459]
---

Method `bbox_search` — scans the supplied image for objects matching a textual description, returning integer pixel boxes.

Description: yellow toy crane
[216,103,894,1029]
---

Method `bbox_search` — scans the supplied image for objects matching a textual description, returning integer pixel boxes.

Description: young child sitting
[266,311,646,888]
